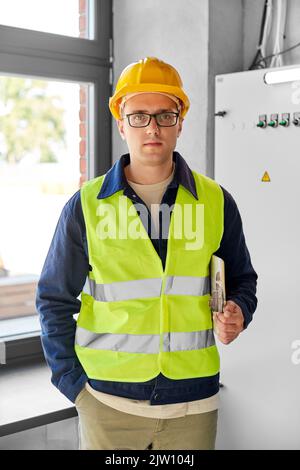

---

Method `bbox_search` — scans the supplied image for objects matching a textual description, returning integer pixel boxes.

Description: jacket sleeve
[214,186,258,328]
[36,191,89,403]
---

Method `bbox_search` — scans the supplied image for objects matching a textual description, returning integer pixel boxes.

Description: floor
[0,417,79,450]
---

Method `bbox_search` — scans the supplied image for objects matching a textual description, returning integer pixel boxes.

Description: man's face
[117,93,183,167]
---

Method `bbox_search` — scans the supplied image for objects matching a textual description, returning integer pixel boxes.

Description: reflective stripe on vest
[76,326,215,353]
[82,275,210,301]
[164,275,210,296]
[82,277,162,301]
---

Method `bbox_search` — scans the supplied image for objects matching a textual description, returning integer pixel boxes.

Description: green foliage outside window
[0,77,66,164]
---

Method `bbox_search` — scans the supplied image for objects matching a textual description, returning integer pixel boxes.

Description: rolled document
[209,255,226,312]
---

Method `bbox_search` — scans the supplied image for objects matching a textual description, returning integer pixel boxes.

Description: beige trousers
[75,387,218,450]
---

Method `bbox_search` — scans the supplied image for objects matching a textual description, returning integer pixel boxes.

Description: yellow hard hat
[109,57,190,120]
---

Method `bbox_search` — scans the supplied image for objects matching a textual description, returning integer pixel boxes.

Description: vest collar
[97,152,198,200]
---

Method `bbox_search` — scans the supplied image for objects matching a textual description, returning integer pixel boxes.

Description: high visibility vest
[75,170,224,382]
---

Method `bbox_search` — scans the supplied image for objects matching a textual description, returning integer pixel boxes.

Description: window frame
[0,0,112,364]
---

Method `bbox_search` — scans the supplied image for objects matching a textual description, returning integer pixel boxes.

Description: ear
[117,119,126,141]
[177,118,184,138]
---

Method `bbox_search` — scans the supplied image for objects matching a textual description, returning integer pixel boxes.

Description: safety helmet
[109,57,190,120]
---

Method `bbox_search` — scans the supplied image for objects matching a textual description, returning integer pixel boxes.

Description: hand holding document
[209,255,244,345]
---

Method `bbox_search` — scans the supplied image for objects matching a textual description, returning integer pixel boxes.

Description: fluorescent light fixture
[264,67,300,84]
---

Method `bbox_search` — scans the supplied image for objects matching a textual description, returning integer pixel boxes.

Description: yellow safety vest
[75,170,224,382]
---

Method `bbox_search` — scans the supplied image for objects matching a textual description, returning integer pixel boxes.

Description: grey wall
[208,0,243,175]
[112,0,243,176]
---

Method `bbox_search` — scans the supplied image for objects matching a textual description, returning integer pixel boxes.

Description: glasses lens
[128,113,149,127]
[156,112,177,126]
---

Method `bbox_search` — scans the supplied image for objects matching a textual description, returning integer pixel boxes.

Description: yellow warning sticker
[261,171,270,182]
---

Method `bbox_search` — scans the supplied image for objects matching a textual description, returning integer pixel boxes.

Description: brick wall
[79,0,87,39]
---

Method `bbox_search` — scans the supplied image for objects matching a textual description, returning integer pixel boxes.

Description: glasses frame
[124,112,180,128]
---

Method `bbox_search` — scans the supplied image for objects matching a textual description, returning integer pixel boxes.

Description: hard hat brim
[109,84,190,120]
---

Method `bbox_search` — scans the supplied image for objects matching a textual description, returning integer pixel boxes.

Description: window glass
[0,76,90,321]
[0,0,94,39]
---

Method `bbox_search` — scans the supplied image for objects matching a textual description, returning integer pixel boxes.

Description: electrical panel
[214,64,300,449]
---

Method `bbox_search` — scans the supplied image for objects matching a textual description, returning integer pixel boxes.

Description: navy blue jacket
[36,152,258,404]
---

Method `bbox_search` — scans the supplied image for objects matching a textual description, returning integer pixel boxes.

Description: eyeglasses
[124,112,179,128]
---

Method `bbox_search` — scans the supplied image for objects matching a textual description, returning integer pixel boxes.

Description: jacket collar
[97,151,198,200]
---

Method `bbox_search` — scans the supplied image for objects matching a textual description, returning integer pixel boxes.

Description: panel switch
[257,114,267,128]
[268,114,278,128]
[293,112,300,126]
[279,113,290,127]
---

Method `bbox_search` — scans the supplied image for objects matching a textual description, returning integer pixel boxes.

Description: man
[36,57,258,450]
